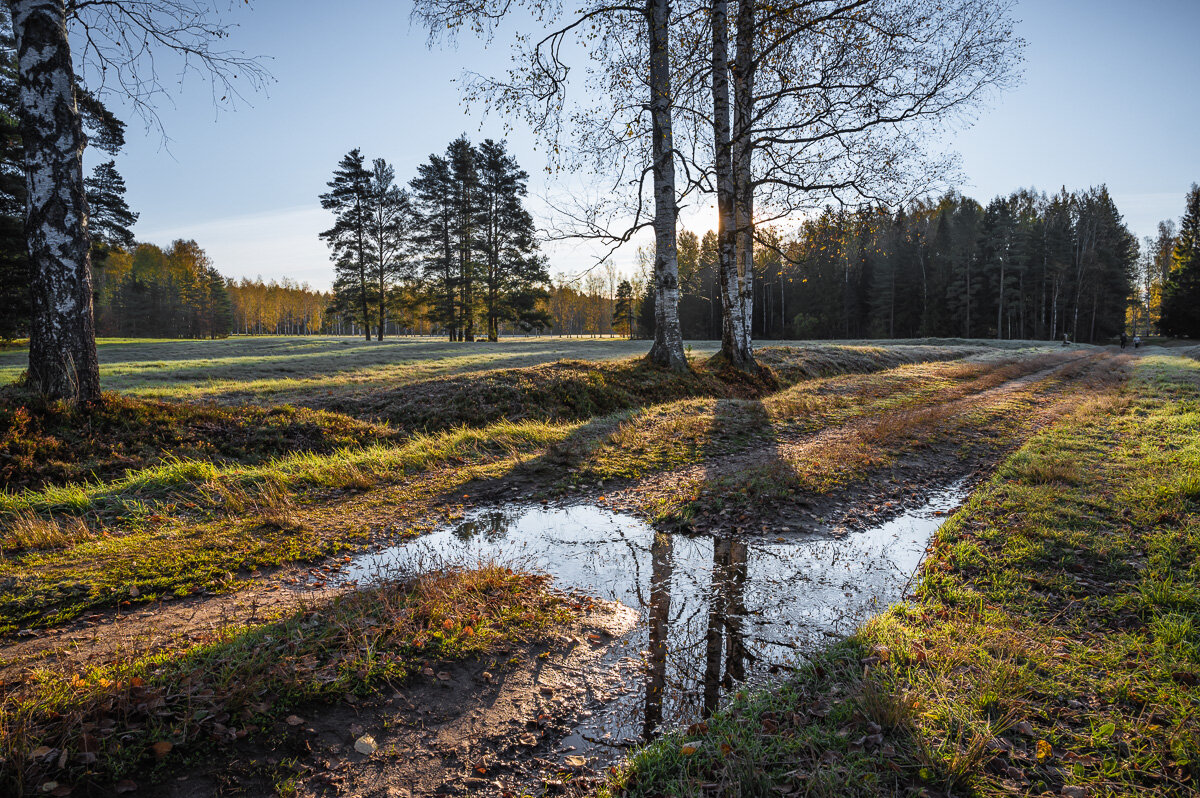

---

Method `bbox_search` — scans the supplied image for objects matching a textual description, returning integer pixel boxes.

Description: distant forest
[659,186,1148,344]
[0,181,1188,344]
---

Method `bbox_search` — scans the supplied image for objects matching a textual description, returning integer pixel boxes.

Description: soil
[153,601,637,798]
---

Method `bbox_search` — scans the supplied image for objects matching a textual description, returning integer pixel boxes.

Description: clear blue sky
[91,0,1200,290]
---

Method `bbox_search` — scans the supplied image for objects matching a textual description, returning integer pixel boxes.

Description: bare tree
[675,0,1021,369]
[7,0,266,402]
[411,0,692,370]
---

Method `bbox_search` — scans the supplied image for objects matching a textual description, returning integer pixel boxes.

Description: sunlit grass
[608,353,1199,798]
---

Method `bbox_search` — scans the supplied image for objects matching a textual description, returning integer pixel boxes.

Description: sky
[90,0,1200,291]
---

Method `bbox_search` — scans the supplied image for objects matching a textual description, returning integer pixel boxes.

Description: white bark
[645,0,687,371]
[10,0,100,402]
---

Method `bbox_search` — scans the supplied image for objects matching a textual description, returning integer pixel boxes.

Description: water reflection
[342,484,967,747]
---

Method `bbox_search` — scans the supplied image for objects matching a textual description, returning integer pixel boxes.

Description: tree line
[320,136,551,341]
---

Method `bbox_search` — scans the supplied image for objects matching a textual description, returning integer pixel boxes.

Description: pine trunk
[11,0,100,403]
[645,0,688,372]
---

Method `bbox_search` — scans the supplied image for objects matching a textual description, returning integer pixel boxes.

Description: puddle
[342,482,969,757]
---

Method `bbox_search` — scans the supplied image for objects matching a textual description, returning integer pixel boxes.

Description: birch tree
[5,0,264,402]
[674,0,1020,368]
[411,0,691,370]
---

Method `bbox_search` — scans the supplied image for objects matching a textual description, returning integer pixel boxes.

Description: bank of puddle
[342,482,969,767]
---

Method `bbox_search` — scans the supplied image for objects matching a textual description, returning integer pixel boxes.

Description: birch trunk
[643,531,673,739]
[10,0,100,403]
[710,0,745,369]
[729,0,756,366]
[645,0,688,371]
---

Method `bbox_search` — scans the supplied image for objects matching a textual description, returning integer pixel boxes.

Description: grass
[0,336,719,404]
[0,389,398,491]
[0,419,570,631]
[0,564,574,796]
[0,342,995,632]
[603,353,1199,797]
[588,351,1094,525]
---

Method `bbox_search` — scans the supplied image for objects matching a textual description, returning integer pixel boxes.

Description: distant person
[1120,332,1128,349]
[1134,334,1141,349]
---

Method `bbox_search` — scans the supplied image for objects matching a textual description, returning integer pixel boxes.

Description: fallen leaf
[285,715,304,727]
[680,744,699,756]
[354,734,377,755]
[114,780,138,794]
[564,755,588,768]
[1036,739,1053,761]
[150,741,172,759]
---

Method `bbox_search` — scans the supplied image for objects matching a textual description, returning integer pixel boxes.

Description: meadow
[0,335,1195,798]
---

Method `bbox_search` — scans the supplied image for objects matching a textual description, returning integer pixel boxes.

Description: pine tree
[447,136,481,340]
[320,149,374,340]
[613,279,636,339]
[365,158,412,340]
[476,138,546,340]
[410,153,458,340]
[85,161,138,249]
[1161,184,1200,337]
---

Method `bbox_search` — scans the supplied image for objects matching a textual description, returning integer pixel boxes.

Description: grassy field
[0,336,717,404]
[607,353,1199,797]
[8,335,1187,797]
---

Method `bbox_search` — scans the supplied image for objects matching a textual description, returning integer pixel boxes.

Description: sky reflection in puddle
[343,483,968,751]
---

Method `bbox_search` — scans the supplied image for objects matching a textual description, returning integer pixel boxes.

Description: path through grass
[607,352,1198,798]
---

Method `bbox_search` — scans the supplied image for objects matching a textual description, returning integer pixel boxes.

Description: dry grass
[1,511,96,554]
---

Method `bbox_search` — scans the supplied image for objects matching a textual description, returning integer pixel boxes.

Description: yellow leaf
[1036,739,1052,761]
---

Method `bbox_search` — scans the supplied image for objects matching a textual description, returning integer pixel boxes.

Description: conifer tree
[476,138,547,340]
[320,149,374,340]
[411,152,459,340]
[1161,184,1200,337]
[85,160,138,249]
[365,157,412,340]
[613,279,635,339]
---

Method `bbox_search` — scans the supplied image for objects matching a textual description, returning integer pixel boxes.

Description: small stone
[1061,788,1088,798]
[285,715,304,726]
[1016,721,1035,736]
[354,734,378,755]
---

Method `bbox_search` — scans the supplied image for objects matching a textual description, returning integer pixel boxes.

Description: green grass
[605,353,1198,797]
[0,336,720,403]
[0,343,997,632]
[0,564,573,796]
[0,389,398,491]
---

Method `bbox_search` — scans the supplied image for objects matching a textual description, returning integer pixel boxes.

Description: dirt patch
[151,601,637,798]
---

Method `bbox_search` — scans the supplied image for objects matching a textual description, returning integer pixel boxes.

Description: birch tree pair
[412,0,1022,372]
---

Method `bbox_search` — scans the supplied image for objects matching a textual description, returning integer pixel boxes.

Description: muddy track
[155,601,637,798]
[601,350,1121,535]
